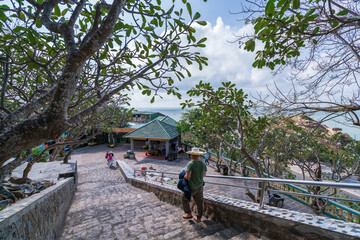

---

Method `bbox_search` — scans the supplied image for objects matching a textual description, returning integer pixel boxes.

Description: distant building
[132,111,165,124]
[123,115,179,158]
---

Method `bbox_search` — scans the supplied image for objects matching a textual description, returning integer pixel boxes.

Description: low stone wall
[0,177,75,240]
[117,160,360,240]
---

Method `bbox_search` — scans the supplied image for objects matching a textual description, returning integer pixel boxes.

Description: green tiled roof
[153,116,177,127]
[133,111,164,115]
[123,120,180,140]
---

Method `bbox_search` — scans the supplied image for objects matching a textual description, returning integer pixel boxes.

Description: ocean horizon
[131,106,360,140]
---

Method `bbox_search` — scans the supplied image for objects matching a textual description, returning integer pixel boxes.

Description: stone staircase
[60,148,268,240]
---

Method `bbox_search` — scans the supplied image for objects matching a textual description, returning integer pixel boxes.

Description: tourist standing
[105,151,109,164]
[182,148,207,223]
[108,152,115,168]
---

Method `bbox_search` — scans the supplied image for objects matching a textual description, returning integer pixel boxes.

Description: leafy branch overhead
[240,0,360,126]
[0,0,208,165]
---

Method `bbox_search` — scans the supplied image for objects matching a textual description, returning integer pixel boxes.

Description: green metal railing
[198,150,360,223]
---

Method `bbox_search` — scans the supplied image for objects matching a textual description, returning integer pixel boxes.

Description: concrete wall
[117,160,360,240]
[0,178,75,240]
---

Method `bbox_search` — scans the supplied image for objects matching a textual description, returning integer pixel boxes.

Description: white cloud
[129,17,289,108]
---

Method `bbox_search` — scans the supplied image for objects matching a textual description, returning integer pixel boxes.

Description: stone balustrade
[0,178,75,240]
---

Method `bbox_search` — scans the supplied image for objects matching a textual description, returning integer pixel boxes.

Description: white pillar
[148,139,151,149]
[130,139,134,153]
[165,140,170,157]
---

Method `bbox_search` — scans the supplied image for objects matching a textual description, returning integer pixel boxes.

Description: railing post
[144,170,147,181]
[161,172,164,185]
[259,180,267,209]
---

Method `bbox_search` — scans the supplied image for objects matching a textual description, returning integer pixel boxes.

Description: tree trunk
[63,147,73,164]
[22,160,35,179]
[0,150,32,181]
[50,147,60,161]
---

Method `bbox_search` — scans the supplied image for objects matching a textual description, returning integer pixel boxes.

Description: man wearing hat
[182,147,207,222]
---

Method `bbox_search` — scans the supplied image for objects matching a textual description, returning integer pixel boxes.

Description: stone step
[230,232,271,240]
[60,145,269,240]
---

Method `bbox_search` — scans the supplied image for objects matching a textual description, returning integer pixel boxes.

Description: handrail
[134,169,360,189]
[194,149,360,222]
[133,168,360,223]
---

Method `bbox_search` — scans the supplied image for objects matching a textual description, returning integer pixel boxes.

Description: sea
[133,107,360,140]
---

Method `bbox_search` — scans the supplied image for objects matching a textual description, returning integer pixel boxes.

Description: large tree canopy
[240,0,360,126]
[0,0,208,165]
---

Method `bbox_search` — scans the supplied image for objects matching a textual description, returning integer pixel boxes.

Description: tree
[177,108,228,172]
[183,81,270,202]
[239,0,360,126]
[0,0,208,166]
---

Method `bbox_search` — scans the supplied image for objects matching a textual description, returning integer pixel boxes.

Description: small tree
[183,81,270,202]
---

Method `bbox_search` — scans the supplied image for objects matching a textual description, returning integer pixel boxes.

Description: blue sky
[128,0,284,108]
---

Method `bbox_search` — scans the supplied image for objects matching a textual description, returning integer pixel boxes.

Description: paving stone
[163,228,182,239]
[58,144,258,240]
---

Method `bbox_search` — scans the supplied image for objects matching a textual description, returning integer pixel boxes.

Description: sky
[127,0,287,108]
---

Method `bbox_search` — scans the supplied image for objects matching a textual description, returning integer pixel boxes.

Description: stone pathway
[59,144,267,240]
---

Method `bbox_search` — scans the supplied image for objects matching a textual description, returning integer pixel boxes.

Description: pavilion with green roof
[123,117,180,157]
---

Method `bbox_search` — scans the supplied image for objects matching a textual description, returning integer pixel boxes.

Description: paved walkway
[59,144,265,240]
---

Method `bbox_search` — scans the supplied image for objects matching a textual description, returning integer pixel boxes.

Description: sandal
[193,216,201,223]
[182,214,193,219]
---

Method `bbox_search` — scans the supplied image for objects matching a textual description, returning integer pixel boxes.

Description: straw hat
[186,147,206,155]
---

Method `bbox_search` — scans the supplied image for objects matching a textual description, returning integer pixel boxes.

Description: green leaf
[186,3,192,17]
[276,0,287,8]
[244,39,255,52]
[36,19,42,28]
[61,8,68,16]
[196,21,207,26]
[312,39,317,44]
[27,32,36,45]
[337,9,349,16]
[150,96,155,103]
[150,18,158,26]
[54,5,61,16]
[193,12,201,20]
[197,37,207,44]
[265,0,275,16]
[0,11,8,21]
[292,0,300,9]
[312,26,319,34]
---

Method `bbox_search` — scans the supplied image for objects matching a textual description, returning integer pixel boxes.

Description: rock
[8,177,32,184]
[24,188,35,195]
[0,199,10,207]
[0,186,17,201]
[12,190,25,199]
[36,184,44,190]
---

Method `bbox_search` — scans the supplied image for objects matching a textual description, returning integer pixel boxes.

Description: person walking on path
[204,152,210,166]
[182,147,207,223]
[105,151,109,164]
[108,152,115,168]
